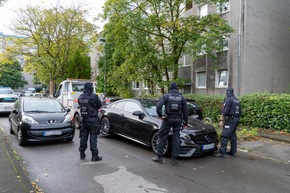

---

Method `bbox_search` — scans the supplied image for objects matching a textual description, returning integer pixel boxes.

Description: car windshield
[0,97,18,103]
[72,83,85,92]
[140,100,158,116]
[0,89,14,94]
[24,98,65,113]
[187,100,199,108]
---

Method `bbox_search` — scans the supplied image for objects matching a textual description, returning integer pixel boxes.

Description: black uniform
[217,88,241,157]
[153,82,188,165]
[78,82,102,161]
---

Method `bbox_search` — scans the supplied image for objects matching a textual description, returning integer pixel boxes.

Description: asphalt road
[0,115,289,193]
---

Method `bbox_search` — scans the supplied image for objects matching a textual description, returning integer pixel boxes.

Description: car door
[106,101,126,133]
[121,101,143,139]
[10,99,21,133]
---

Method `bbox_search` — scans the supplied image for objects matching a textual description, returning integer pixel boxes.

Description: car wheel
[100,117,111,135]
[9,121,14,134]
[17,129,26,146]
[151,131,170,156]
[74,113,81,130]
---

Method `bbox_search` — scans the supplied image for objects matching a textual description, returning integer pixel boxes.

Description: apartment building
[179,0,290,95]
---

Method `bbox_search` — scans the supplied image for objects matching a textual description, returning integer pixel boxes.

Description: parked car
[99,98,218,157]
[186,99,203,120]
[9,97,75,146]
[0,95,18,114]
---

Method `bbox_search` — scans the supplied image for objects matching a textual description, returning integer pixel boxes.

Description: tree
[7,4,98,95]
[101,0,233,94]
[0,60,27,89]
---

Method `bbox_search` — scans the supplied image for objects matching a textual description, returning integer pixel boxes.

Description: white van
[54,79,101,129]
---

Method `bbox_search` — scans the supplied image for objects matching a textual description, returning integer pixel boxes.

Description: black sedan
[99,98,217,157]
[9,97,75,146]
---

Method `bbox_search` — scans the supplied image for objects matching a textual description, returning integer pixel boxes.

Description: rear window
[0,89,14,94]
[0,97,18,103]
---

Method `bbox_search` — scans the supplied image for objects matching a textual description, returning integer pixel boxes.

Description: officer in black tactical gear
[78,82,103,161]
[152,82,188,165]
[214,88,241,158]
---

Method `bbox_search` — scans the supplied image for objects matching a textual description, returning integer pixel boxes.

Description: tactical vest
[164,92,183,116]
[78,93,97,118]
[229,96,241,117]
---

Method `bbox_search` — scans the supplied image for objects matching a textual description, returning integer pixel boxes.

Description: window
[198,4,208,17]
[222,36,229,50]
[196,71,206,88]
[143,81,149,89]
[132,81,140,90]
[124,101,142,113]
[217,1,230,14]
[216,69,228,87]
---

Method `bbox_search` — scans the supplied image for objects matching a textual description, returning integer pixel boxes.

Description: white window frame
[217,1,230,14]
[198,4,208,17]
[216,69,228,88]
[132,81,140,90]
[143,81,149,89]
[223,36,229,50]
[196,71,206,88]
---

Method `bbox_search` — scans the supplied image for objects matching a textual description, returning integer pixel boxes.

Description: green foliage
[185,93,290,132]
[8,4,98,94]
[100,0,234,95]
[66,50,91,80]
[0,61,27,89]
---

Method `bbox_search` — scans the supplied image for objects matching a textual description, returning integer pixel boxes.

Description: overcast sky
[0,0,106,35]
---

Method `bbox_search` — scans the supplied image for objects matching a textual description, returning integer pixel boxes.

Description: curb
[259,132,290,144]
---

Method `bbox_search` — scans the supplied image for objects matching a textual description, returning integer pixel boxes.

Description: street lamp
[99,38,107,95]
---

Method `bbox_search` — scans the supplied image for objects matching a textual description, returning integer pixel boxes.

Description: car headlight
[22,115,38,124]
[63,114,72,123]
[180,132,191,142]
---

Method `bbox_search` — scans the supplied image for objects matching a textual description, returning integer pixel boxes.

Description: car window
[0,89,14,94]
[0,97,18,103]
[123,101,142,113]
[141,100,158,116]
[187,101,198,109]
[114,101,125,110]
[24,99,65,112]
[72,83,85,92]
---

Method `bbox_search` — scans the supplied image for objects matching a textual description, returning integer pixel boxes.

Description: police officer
[152,82,188,165]
[78,82,103,161]
[214,88,241,158]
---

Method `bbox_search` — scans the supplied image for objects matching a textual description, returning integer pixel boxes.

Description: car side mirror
[133,111,145,120]
[65,108,71,113]
[12,109,19,114]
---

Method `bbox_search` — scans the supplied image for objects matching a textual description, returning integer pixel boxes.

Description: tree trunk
[49,79,55,97]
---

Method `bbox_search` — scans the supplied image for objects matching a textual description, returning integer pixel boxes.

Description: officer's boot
[91,153,102,162]
[152,155,163,163]
[80,152,86,160]
[171,157,177,166]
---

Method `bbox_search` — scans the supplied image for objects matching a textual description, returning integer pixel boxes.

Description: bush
[185,93,290,133]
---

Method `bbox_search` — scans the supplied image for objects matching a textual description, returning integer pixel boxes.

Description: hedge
[184,93,290,133]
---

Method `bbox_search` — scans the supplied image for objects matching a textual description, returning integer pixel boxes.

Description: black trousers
[79,117,100,156]
[157,119,182,158]
[220,117,239,154]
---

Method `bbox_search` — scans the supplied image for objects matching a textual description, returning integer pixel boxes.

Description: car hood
[182,118,216,135]
[25,112,68,124]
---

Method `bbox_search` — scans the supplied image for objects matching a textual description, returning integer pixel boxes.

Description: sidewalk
[0,128,36,193]
[238,131,290,164]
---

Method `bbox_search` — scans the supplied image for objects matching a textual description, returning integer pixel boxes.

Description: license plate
[43,130,62,136]
[202,143,215,150]
[4,106,12,110]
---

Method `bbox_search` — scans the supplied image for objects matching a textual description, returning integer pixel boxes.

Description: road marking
[94,166,167,193]
[81,161,105,165]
